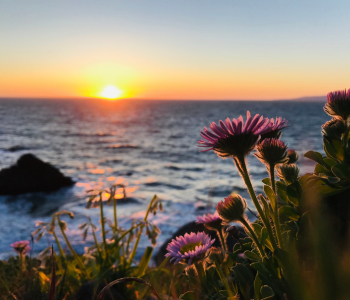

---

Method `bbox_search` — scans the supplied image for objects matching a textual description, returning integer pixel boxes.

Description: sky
[0,0,349,100]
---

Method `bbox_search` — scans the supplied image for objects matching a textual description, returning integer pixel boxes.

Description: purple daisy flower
[198,111,271,158]
[260,117,288,141]
[324,89,350,120]
[165,232,215,265]
[196,212,223,231]
[11,240,31,255]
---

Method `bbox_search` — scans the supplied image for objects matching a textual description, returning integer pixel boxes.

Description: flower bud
[287,149,299,164]
[216,194,247,223]
[277,164,300,184]
[225,225,241,239]
[322,118,346,138]
[254,138,288,166]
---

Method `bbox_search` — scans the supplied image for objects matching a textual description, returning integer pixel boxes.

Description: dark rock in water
[6,145,30,152]
[0,154,74,195]
[154,221,247,266]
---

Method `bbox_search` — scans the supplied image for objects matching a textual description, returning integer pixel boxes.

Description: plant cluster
[0,184,162,299]
[2,89,350,300]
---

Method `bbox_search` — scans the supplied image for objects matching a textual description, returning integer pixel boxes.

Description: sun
[101,85,124,99]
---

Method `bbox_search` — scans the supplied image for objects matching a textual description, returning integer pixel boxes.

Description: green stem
[212,255,236,297]
[113,198,118,233]
[127,226,143,265]
[53,250,64,272]
[127,195,158,265]
[239,217,265,257]
[19,253,25,274]
[91,226,102,257]
[53,231,66,259]
[218,229,227,252]
[99,195,108,260]
[57,216,85,270]
[194,262,206,281]
[236,157,278,251]
[270,164,284,249]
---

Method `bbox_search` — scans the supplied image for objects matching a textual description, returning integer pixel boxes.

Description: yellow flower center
[180,242,202,254]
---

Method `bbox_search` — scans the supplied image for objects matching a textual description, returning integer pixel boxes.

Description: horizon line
[0,95,327,102]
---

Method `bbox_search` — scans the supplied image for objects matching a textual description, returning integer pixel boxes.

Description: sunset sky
[1,0,349,100]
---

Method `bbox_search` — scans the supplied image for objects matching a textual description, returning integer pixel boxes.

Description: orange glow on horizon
[100,85,124,100]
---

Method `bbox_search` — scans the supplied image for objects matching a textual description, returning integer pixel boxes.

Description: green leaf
[276,187,288,205]
[330,138,345,160]
[259,195,272,222]
[298,174,314,187]
[314,185,345,197]
[251,223,263,243]
[285,183,301,207]
[254,272,263,300]
[279,206,300,222]
[304,151,325,165]
[273,248,290,270]
[232,263,255,294]
[264,185,276,209]
[276,181,286,190]
[250,262,269,275]
[260,285,275,298]
[315,163,332,175]
[260,228,268,247]
[324,137,344,161]
[136,246,153,277]
[332,163,350,179]
[323,158,338,168]
[240,237,253,244]
[262,178,271,185]
[318,173,340,184]
[244,250,261,261]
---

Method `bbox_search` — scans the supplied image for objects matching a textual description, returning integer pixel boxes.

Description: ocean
[0,99,328,259]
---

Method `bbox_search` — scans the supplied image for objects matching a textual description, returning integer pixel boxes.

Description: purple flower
[324,89,350,120]
[254,138,288,166]
[216,194,247,223]
[198,111,271,158]
[260,117,288,141]
[196,212,223,231]
[165,232,215,265]
[11,240,31,255]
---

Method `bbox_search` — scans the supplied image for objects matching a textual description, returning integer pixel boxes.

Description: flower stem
[218,229,227,252]
[236,157,278,251]
[194,262,206,281]
[53,231,66,259]
[239,217,265,257]
[91,226,102,257]
[99,195,108,260]
[57,216,85,270]
[127,195,158,265]
[113,198,118,233]
[270,164,284,249]
[19,253,25,273]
